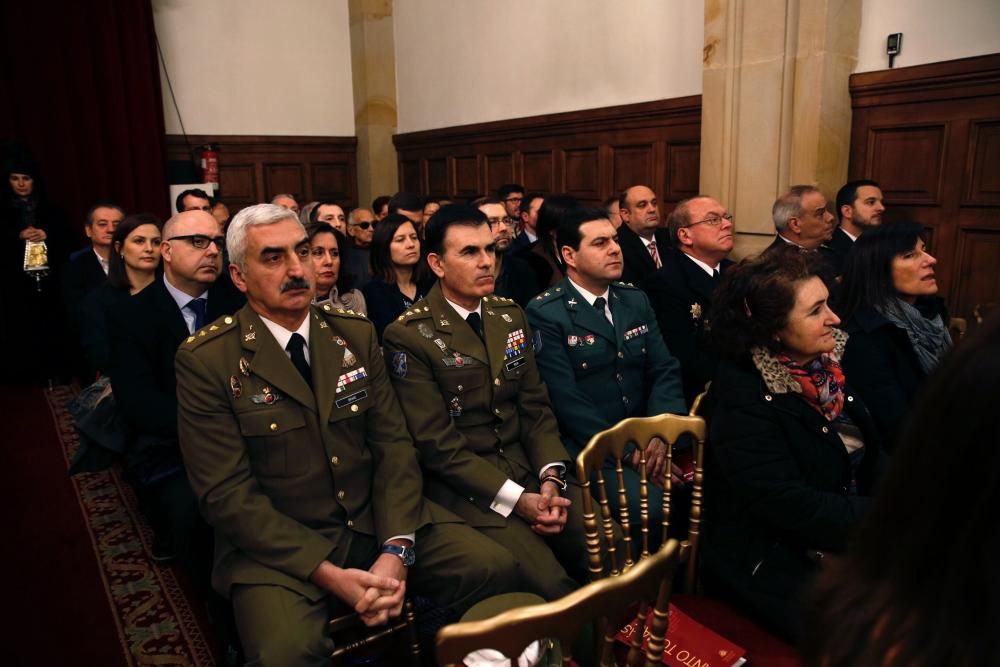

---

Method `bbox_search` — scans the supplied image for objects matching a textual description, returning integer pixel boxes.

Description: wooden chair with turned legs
[436,539,683,667]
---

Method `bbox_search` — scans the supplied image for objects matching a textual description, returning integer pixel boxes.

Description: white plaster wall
[393,0,704,133]
[856,0,1000,73]
[153,0,355,136]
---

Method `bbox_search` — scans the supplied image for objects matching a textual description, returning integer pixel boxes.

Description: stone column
[700,0,860,257]
[349,0,398,210]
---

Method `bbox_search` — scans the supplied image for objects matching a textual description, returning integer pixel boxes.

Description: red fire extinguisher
[199,144,219,185]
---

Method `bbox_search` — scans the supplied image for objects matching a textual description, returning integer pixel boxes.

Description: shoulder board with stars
[184,314,238,348]
[484,295,516,307]
[612,281,638,290]
[397,305,433,323]
[533,285,566,304]
[318,302,368,320]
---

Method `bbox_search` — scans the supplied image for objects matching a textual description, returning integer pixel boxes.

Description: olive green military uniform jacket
[382,284,569,528]
[176,303,443,601]
[525,279,686,452]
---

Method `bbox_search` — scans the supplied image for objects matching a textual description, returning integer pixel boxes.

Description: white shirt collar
[93,248,109,274]
[567,276,613,323]
[776,233,805,249]
[444,296,482,321]
[840,227,859,242]
[523,229,537,243]
[259,314,311,362]
[682,252,720,277]
[638,235,658,249]
[163,275,210,333]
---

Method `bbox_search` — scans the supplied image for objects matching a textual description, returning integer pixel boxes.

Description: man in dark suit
[509,191,544,255]
[643,196,734,404]
[109,209,244,585]
[617,185,671,286]
[63,201,123,380]
[823,179,885,277]
[384,204,602,602]
[527,206,685,551]
[766,185,836,254]
[176,204,515,665]
[476,197,537,305]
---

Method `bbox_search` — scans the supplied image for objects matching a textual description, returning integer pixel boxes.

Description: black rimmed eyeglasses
[167,234,226,249]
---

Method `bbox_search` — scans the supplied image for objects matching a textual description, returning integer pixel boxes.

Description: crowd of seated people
[6,151,989,665]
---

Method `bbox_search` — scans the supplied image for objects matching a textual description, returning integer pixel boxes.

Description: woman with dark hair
[305,222,366,314]
[361,213,433,340]
[79,213,163,378]
[702,246,883,641]
[524,193,576,291]
[837,222,951,451]
[804,313,1000,667]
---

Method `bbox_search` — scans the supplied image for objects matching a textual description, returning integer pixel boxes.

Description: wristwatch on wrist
[540,468,568,492]
[381,544,416,567]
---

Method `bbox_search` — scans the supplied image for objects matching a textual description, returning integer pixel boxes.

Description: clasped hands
[628,437,686,488]
[310,543,410,627]
[19,226,47,242]
[514,480,570,536]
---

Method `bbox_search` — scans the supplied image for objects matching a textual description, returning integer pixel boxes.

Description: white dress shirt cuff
[384,533,415,546]
[490,479,525,517]
[539,462,565,479]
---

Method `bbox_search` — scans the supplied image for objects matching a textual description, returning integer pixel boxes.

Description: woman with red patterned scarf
[698,246,886,643]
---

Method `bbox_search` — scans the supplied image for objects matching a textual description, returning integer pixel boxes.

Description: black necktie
[186,298,207,330]
[286,333,312,388]
[593,297,607,312]
[713,268,721,280]
[466,312,484,341]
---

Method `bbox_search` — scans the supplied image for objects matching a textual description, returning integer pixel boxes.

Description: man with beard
[617,185,672,286]
[824,180,885,277]
[475,197,536,305]
[175,204,514,665]
[527,207,685,551]
[383,204,602,602]
[110,209,244,586]
[643,196,735,404]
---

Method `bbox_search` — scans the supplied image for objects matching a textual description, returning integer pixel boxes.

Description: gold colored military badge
[690,303,703,321]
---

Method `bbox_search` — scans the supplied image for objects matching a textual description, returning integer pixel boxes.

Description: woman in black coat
[837,222,951,451]
[702,247,883,642]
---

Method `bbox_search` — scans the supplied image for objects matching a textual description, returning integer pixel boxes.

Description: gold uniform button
[764,395,773,402]
[494,378,501,386]
[822,426,830,434]
[224,316,233,324]
[494,408,501,416]
[269,422,279,431]
[617,351,624,359]
[337,490,345,500]
[616,373,624,381]
[331,456,340,466]
[846,395,854,402]
[350,404,359,413]
[581,362,588,369]
[347,519,354,527]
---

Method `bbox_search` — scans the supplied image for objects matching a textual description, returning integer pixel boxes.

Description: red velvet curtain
[0,0,170,243]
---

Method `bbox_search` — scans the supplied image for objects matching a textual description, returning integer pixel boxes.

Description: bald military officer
[383,204,608,602]
[175,204,516,667]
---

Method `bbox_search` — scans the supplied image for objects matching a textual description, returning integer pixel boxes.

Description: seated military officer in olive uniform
[526,207,686,550]
[383,204,598,602]
[175,204,516,667]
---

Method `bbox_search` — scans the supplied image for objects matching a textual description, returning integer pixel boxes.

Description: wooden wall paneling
[964,120,1000,205]
[399,158,421,194]
[849,54,1000,325]
[610,144,655,198]
[427,157,449,198]
[666,142,701,202]
[165,135,358,215]
[521,150,556,193]
[484,153,515,194]
[452,155,481,198]
[564,147,600,204]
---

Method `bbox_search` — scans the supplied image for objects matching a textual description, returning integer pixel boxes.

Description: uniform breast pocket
[567,339,613,377]
[236,408,307,477]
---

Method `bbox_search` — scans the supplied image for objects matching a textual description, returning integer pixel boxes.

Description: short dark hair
[711,246,829,358]
[496,184,525,201]
[371,195,391,213]
[388,191,424,214]
[305,222,354,292]
[471,196,502,209]
[85,200,125,227]
[835,179,881,222]
[519,192,544,216]
[309,199,342,224]
[837,221,926,321]
[536,194,578,246]
[108,213,163,290]
[369,213,425,284]
[423,204,488,257]
[602,196,619,212]
[175,188,211,212]
[557,207,610,252]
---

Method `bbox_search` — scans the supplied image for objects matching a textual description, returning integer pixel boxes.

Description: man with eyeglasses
[109,209,244,590]
[643,196,734,404]
[496,184,525,222]
[342,207,377,290]
[475,197,536,306]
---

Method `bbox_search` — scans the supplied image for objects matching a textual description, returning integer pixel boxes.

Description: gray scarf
[877,298,951,374]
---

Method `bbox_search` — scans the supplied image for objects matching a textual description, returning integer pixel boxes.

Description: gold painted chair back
[329,598,420,666]
[436,539,682,667]
[576,406,706,588]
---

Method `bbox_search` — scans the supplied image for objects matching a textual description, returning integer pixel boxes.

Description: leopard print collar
[751,328,848,395]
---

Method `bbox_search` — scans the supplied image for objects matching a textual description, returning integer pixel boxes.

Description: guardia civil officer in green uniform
[526,207,686,550]
[175,204,516,667]
[383,204,595,602]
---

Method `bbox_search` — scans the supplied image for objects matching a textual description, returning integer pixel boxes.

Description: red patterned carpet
[3,384,217,667]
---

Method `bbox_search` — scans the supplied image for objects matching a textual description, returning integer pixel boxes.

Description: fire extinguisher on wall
[199,144,219,185]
